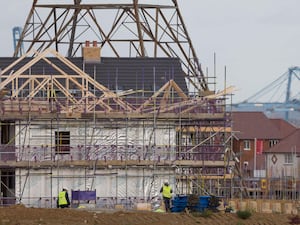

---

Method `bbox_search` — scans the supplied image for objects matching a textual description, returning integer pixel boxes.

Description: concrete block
[229,200,237,211]
[262,202,271,213]
[135,203,151,211]
[248,201,258,212]
[283,203,293,214]
[272,202,282,213]
[115,204,124,210]
[78,203,96,209]
[239,201,247,211]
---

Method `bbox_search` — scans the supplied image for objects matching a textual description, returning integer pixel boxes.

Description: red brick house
[232,112,296,178]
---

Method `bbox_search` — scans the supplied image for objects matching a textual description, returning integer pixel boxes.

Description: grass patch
[236,210,252,220]
[191,209,213,218]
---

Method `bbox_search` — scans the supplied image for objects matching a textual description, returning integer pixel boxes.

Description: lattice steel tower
[14,0,210,92]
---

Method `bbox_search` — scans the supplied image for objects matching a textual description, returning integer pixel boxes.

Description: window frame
[55,131,70,154]
[269,139,279,148]
[243,140,250,150]
[284,153,293,164]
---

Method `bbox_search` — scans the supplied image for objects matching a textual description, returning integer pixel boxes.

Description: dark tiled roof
[232,112,282,139]
[267,129,300,153]
[0,57,188,94]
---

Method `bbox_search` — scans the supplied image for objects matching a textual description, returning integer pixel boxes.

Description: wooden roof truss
[0,49,233,116]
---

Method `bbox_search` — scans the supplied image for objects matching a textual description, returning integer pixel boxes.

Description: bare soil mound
[0,205,295,225]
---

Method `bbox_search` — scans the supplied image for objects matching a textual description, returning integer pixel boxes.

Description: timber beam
[0,159,234,169]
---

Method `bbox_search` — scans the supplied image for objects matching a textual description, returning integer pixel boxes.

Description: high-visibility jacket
[162,185,172,198]
[58,191,68,206]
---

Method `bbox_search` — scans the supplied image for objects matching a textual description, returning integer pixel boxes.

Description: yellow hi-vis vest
[58,191,68,205]
[162,185,172,198]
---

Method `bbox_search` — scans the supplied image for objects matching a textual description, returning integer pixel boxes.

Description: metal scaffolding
[0,0,242,208]
[0,49,235,207]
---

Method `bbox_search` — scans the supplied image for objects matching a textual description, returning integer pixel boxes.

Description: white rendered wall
[15,121,176,161]
[15,167,175,208]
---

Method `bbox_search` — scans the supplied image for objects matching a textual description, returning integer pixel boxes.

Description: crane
[233,67,300,124]
[12,27,24,57]
[243,66,300,105]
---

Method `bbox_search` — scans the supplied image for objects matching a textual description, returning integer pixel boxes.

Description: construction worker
[57,188,70,208]
[160,181,173,212]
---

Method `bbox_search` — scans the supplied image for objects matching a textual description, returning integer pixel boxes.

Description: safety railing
[0,144,226,163]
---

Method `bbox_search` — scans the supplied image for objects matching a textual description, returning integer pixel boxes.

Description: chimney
[82,40,101,63]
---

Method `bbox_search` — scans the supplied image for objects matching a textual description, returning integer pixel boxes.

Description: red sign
[256,139,263,155]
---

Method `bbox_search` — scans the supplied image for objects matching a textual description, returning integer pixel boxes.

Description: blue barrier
[171,195,188,212]
[199,196,211,208]
[189,195,212,212]
[171,195,218,213]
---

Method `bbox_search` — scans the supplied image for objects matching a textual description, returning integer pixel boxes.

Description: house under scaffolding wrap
[0,48,235,208]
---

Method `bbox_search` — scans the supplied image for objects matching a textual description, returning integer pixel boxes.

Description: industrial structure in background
[231,67,300,201]
[12,27,24,57]
[0,0,237,208]
[233,66,300,127]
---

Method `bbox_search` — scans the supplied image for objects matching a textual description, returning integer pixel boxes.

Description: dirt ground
[0,204,297,225]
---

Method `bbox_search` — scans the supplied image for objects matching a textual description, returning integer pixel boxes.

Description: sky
[1,0,300,103]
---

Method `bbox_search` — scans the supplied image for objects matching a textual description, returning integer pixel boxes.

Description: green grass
[191,209,213,218]
[236,210,252,220]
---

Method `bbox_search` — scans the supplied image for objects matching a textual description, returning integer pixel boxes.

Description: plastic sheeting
[15,167,175,208]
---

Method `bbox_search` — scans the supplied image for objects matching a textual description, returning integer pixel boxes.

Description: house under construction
[0,0,235,208]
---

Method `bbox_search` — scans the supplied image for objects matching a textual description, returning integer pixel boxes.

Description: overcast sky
[1,0,300,103]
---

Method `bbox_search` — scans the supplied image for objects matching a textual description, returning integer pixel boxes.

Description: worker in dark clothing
[160,181,173,212]
[57,188,70,208]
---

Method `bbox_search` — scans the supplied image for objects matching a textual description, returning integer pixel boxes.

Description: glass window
[181,134,193,146]
[269,139,279,148]
[284,153,293,164]
[55,131,70,154]
[244,140,250,150]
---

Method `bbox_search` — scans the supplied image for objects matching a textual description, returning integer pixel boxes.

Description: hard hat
[164,181,169,185]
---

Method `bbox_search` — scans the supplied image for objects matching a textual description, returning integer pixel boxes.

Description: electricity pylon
[14,0,210,92]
